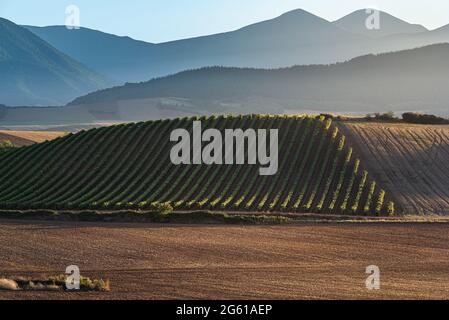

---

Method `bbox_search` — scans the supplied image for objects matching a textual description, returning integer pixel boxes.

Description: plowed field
[340,122,449,215]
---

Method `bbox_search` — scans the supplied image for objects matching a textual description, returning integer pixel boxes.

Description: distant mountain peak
[279,8,318,17]
[333,9,427,38]
[237,7,349,39]
[275,8,332,24]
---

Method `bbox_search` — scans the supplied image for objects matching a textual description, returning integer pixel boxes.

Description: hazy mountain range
[24,9,449,86]
[1,43,448,130]
[69,43,449,116]
[1,8,449,119]
[0,18,107,106]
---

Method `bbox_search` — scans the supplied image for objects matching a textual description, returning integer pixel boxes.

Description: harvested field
[340,122,449,215]
[0,131,66,147]
[1,220,449,300]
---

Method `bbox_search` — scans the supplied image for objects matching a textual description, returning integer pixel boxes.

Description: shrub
[1,275,110,292]
[387,202,395,216]
[48,275,110,291]
[402,112,449,125]
[0,140,15,153]
[376,190,386,215]
[138,201,148,209]
[125,202,136,209]
[366,112,396,121]
[320,113,334,119]
[150,202,173,215]
[364,181,377,214]
[101,202,111,209]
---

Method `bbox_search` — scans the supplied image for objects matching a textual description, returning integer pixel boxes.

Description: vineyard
[0,115,395,215]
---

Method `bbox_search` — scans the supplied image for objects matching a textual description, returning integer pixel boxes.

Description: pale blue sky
[1,0,449,43]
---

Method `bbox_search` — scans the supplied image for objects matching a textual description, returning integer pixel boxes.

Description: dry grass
[0,279,19,291]
[0,131,66,147]
[0,276,109,292]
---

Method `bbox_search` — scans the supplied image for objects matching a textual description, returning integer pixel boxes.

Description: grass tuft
[1,276,110,292]
[0,279,19,291]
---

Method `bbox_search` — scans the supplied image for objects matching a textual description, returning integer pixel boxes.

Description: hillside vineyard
[0,115,395,215]
[170,121,279,175]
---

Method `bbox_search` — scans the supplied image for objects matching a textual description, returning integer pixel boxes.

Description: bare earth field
[340,122,449,215]
[1,220,449,300]
[0,130,66,146]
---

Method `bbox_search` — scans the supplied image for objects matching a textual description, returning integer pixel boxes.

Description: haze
[1,0,449,42]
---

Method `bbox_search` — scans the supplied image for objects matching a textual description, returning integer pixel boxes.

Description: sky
[1,0,449,43]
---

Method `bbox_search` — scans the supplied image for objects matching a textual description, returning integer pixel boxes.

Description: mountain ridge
[68,43,449,118]
[24,8,443,85]
[0,17,107,106]
[333,9,428,37]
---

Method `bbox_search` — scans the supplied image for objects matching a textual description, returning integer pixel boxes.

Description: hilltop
[334,9,427,38]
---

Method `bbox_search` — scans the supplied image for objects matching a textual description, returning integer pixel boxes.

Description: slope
[339,122,449,215]
[0,131,66,147]
[0,18,107,106]
[69,44,449,117]
[23,25,155,83]
[25,9,449,85]
[0,115,394,215]
[25,9,366,82]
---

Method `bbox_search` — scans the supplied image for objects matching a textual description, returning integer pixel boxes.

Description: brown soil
[1,220,449,300]
[0,131,66,147]
[339,122,449,215]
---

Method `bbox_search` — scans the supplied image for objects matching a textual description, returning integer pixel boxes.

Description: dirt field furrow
[1,220,449,300]
[374,126,435,212]
[409,129,449,177]
[383,127,449,211]
[351,124,422,213]
[407,129,449,193]
[340,122,449,215]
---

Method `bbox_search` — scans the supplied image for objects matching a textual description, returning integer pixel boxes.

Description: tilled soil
[1,220,449,300]
[340,122,449,215]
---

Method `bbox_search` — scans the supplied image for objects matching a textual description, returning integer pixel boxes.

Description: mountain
[425,23,449,41]
[432,23,449,35]
[24,25,155,83]
[25,9,448,86]
[25,9,368,83]
[333,9,427,37]
[69,44,449,117]
[0,18,107,106]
